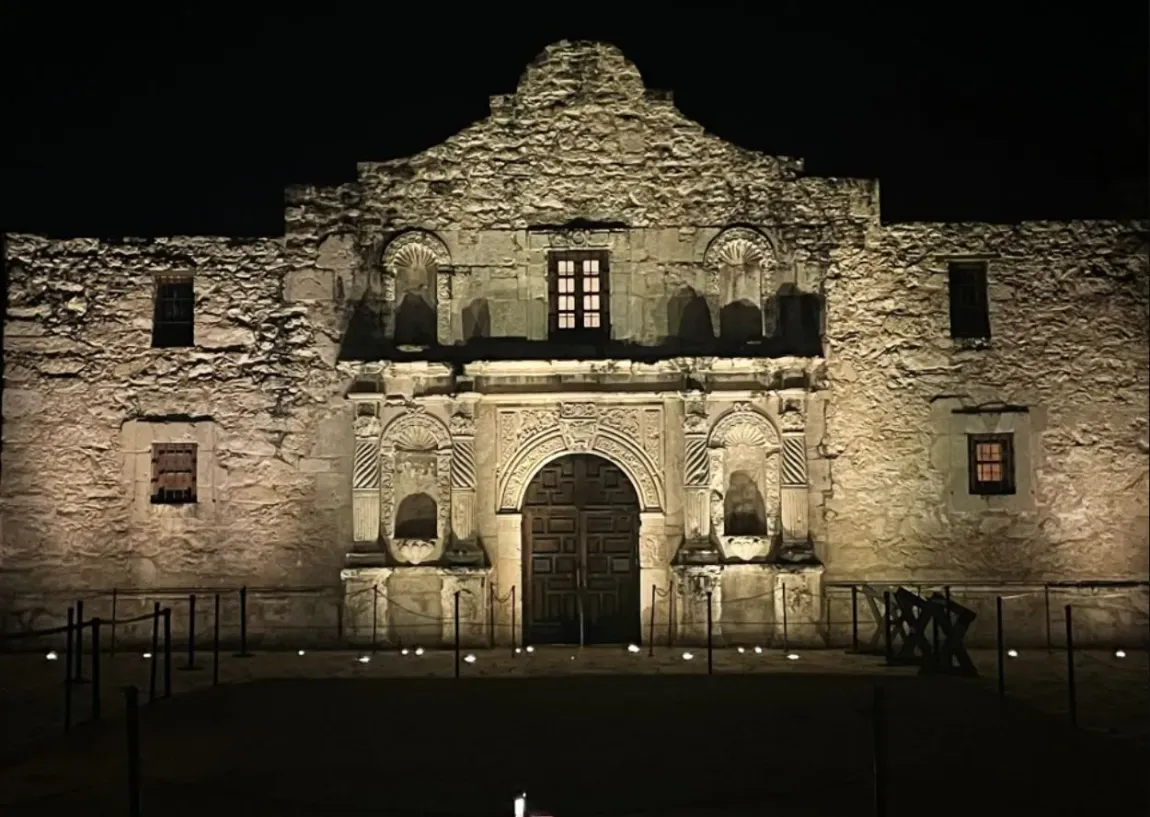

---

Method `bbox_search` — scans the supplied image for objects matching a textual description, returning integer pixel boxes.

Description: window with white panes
[549,250,610,337]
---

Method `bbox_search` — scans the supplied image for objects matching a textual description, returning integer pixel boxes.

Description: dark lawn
[0,673,1146,816]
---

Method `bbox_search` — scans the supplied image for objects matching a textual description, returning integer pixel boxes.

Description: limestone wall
[819,221,1150,584]
[1,235,353,593]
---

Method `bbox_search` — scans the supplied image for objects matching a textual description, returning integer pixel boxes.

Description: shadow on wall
[339,289,388,361]
[463,298,491,341]
[725,472,768,535]
[395,493,437,539]
[336,282,824,360]
[395,294,436,347]
[664,284,824,356]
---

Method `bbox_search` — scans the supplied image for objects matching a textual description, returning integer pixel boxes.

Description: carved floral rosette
[495,402,665,512]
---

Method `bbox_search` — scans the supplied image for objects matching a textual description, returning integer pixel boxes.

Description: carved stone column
[778,396,814,563]
[436,269,453,346]
[352,412,382,544]
[683,434,710,541]
[494,512,523,646]
[449,416,477,543]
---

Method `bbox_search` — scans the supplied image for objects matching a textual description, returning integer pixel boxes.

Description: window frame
[152,274,195,348]
[150,442,198,505]
[947,261,991,340]
[548,250,610,339]
[967,433,1015,496]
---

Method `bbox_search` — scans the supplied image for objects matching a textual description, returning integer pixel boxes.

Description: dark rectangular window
[549,250,609,338]
[967,433,1015,495]
[947,261,990,340]
[152,275,195,347]
[151,443,197,504]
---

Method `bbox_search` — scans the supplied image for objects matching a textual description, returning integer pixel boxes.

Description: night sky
[1,5,1146,238]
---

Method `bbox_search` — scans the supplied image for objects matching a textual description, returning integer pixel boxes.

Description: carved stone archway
[379,410,453,562]
[703,226,776,339]
[706,403,782,559]
[492,404,670,646]
[381,229,453,345]
[498,425,664,513]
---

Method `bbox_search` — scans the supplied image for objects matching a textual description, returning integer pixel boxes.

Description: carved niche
[703,227,775,343]
[379,409,453,564]
[706,403,781,561]
[495,402,665,512]
[381,230,452,347]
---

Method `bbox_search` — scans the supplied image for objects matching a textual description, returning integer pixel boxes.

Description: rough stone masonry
[2,41,1147,648]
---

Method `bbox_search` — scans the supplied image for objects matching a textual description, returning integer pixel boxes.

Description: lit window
[967,433,1015,495]
[549,251,609,337]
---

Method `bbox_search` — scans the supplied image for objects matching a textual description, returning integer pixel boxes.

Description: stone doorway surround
[493,399,670,647]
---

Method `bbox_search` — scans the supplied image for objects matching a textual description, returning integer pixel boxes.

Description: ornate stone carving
[382,230,451,279]
[393,539,436,565]
[706,405,782,551]
[379,410,453,545]
[684,437,709,487]
[381,230,453,345]
[354,415,383,438]
[495,404,665,512]
[781,436,807,486]
[702,227,774,308]
[353,440,380,490]
[778,396,806,432]
[703,228,772,271]
[449,410,476,437]
[451,438,476,489]
[708,405,780,450]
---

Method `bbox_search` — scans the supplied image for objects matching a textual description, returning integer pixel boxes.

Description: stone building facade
[3,42,1148,648]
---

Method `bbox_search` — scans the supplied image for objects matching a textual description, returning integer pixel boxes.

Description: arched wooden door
[522,454,641,645]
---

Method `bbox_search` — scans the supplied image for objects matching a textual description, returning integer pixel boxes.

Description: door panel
[522,455,640,645]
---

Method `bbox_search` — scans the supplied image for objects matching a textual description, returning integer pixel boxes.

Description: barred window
[151,443,197,504]
[967,433,1015,495]
[152,274,195,348]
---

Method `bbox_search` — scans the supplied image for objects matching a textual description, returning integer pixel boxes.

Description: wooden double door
[522,454,641,645]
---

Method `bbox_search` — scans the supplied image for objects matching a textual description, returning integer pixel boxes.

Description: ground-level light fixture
[464,653,477,664]
[357,655,371,664]
[736,646,746,654]
[142,652,153,659]
[753,646,763,655]
[627,643,640,653]
[785,653,800,661]
[1115,649,1127,659]
[401,648,410,656]
[525,645,535,654]
[1007,649,1018,658]
[514,647,522,654]
[46,651,58,661]
[682,651,694,661]
[298,649,306,656]
[414,647,424,656]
